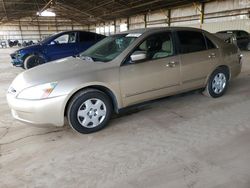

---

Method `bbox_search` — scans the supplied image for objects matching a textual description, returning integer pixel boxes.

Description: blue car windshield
[80,34,137,62]
[40,33,60,44]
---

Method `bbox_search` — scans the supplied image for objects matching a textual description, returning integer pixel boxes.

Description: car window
[238,31,249,38]
[53,32,77,44]
[79,32,97,42]
[80,34,137,62]
[205,36,216,49]
[177,31,206,54]
[131,32,174,61]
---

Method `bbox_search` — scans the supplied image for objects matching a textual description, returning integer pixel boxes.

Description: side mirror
[130,51,147,62]
[49,41,58,45]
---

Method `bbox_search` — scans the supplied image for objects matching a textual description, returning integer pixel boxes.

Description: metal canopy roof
[0,0,207,24]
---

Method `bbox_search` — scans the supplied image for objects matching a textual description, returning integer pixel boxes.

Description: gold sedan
[7,27,242,134]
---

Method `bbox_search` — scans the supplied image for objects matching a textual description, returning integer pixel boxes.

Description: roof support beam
[56,2,105,22]
[1,0,8,20]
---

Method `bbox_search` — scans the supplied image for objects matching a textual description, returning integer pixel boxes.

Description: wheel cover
[77,98,107,128]
[212,73,227,94]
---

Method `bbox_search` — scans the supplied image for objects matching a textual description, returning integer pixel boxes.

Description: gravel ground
[0,48,250,188]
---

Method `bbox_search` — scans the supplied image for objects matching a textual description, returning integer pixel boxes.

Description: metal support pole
[55,16,58,32]
[167,9,171,26]
[114,19,117,33]
[18,19,23,42]
[193,2,204,28]
[71,20,74,30]
[127,17,129,30]
[37,17,42,41]
[200,2,205,26]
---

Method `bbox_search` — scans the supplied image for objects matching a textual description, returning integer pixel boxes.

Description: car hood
[19,44,41,51]
[10,57,113,92]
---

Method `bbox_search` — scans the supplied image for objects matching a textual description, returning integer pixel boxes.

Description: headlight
[16,50,22,57]
[17,82,57,100]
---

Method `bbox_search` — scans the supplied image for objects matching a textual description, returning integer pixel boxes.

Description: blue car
[10,31,105,69]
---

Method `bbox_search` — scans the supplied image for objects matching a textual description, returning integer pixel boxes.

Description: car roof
[119,27,208,35]
[56,30,102,35]
[218,30,247,33]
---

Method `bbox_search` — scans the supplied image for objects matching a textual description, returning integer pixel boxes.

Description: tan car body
[7,27,242,127]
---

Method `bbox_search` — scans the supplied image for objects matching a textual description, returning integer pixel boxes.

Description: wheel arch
[64,85,120,118]
[205,65,230,85]
[23,51,47,62]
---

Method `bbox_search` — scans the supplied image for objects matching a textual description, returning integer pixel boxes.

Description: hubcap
[212,73,227,94]
[77,98,107,128]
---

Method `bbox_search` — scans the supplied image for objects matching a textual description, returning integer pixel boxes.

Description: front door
[45,32,78,61]
[120,32,181,107]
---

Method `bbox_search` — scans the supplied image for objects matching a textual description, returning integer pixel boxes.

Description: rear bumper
[6,94,67,127]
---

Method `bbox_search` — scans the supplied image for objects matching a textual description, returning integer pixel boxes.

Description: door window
[129,32,174,63]
[177,31,206,54]
[53,32,77,44]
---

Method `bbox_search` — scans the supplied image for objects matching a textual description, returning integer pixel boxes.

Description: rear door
[176,30,219,90]
[120,31,181,107]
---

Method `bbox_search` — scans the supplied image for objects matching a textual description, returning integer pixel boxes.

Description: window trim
[203,33,218,50]
[121,31,177,66]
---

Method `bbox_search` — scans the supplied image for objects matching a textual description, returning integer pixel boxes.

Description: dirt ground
[0,48,250,188]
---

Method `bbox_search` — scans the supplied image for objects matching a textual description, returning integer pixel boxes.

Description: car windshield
[79,34,137,62]
[39,33,59,44]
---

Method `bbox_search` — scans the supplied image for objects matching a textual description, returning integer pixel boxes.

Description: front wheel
[23,55,45,69]
[203,68,229,98]
[67,89,113,134]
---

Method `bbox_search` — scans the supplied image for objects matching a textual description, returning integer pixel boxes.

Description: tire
[67,89,113,134]
[23,55,45,69]
[203,68,229,98]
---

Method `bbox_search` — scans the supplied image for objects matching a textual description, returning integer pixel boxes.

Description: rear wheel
[203,68,229,98]
[67,89,113,134]
[24,55,45,69]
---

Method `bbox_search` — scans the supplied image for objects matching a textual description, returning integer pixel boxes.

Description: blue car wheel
[24,55,45,69]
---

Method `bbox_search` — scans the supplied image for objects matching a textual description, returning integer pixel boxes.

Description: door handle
[208,53,216,58]
[166,61,178,68]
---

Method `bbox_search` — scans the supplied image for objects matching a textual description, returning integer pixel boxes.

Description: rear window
[177,31,206,54]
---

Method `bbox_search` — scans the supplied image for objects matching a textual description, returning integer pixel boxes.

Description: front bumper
[6,94,68,127]
[10,53,24,67]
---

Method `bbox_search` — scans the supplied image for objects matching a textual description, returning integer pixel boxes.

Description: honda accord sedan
[7,27,242,134]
